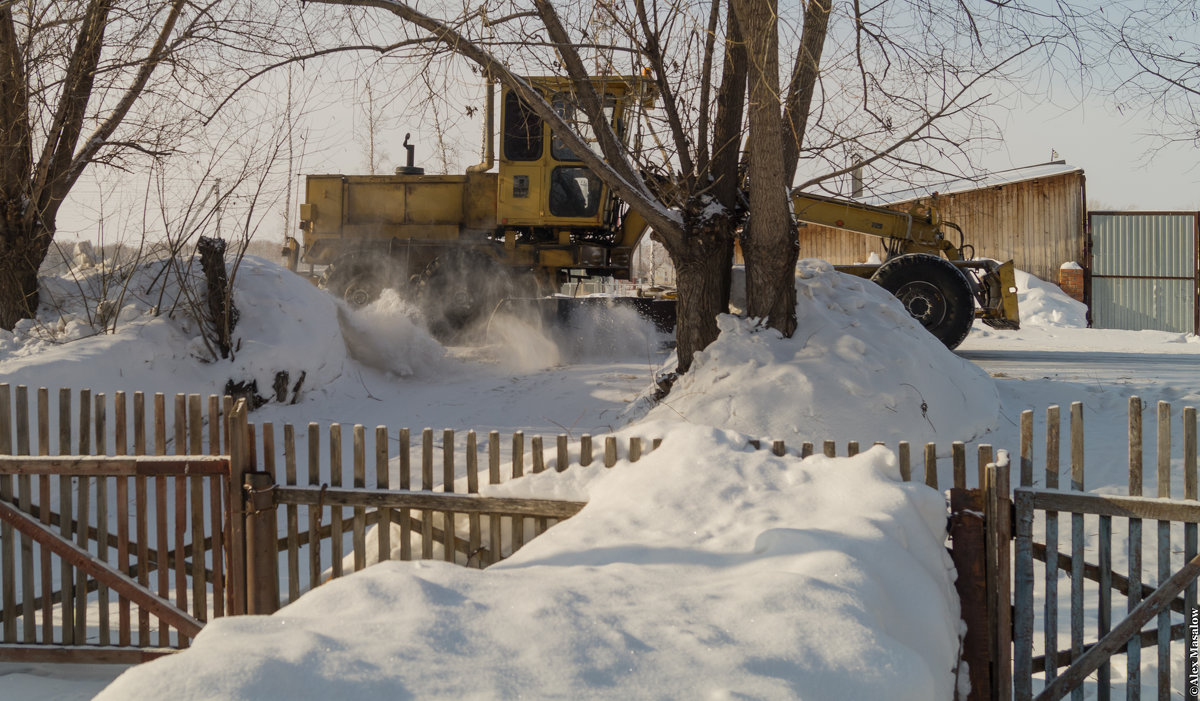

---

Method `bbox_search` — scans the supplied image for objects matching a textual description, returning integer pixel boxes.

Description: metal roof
[859,161,1084,206]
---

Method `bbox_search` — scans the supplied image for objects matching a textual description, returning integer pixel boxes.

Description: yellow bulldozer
[282,74,1019,348]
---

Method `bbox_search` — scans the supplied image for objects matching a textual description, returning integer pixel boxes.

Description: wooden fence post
[949,486,990,699]
[985,456,1013,701]
[226,400,249,616]
[244,471,280,615]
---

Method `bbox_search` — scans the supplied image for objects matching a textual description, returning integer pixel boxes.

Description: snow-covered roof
[862,161,1083,206]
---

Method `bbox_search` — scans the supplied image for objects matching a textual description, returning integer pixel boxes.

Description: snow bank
[628,260,1000,447]
[96,425,960,701]
[0,256,372,400]
[1013,268,1087,328]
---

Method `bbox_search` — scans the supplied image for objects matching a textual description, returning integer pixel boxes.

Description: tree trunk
[736,0,798,336]
[666,210,737,374]
[0,222,53,331]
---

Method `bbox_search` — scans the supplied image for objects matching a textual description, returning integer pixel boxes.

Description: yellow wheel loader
[283,75,1019,348]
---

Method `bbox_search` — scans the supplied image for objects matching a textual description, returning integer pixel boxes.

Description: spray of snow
[336,290,447,377]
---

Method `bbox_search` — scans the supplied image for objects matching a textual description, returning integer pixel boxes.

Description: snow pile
[629,260,1000,447]
[1013,268,1087,328]
[96,425,960,701]
[0,255,357,401]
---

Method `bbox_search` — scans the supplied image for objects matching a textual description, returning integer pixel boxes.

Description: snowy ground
[1,254,1197,699]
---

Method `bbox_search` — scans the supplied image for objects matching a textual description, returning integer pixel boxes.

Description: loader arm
[790,190,1020,334]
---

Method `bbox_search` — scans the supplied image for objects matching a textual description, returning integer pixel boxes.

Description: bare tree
[1105,0,1200,155]
[0,1,302,331]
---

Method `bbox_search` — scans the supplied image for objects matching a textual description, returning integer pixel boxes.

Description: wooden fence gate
[1009,398,1200,701]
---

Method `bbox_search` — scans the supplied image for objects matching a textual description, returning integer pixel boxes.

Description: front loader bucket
[976,259,1021,330]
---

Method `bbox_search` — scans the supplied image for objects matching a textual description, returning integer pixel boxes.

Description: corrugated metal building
[1088,211,1199,334]
[793,162,1087,284]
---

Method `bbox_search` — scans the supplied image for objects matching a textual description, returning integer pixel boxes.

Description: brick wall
[1058,266,1085,303]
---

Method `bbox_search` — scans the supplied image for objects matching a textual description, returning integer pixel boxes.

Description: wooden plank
[556,434,568,473]
[1013,490,1035,701]
[823,440,836,458]
[800,441,813,458]
[533,436,548,535]
[604,436,617,468]
[188,395,207,624]
[1027,491,1200,521]
[57,388,74,644]
[420,428,433,560]
[153,394,168,645]
[225,402,250,617]
[399,428,411,562]
[488,432,501,563]
[512,432,524,552]
[0,455,229,476]
[1128,395,1144,691]
[978,444,993,493]
[75,389,92,645]
[0,499,203,639]
[631,437,644,462]
[1020,409,1033,487]
[207,396,224,620]
[375,426,390,565]
[1156,401,1171,700]
[897,442,910,481]
[466,431,481,568]
[133,393,149,645]
[306,423,321,594]
[952,442,965,490]
[15,386,34,644]
[330,424,344,578]
[274,486,588,518]
[172,395,187,645]
[844,441,856,457]
[581,434,592,467]
[994,460,1012,701]
[1045,406,1061,685]
[0,384,13,645]
[442,429,455,563]
[1186,406,1198,701]
[285,424,300,602]
[353,425,367,571]
[924,443,937,490]
[1097,511,1112,701]
[1035,551,1200,701]
[1069,402,1084,701]
[95,393,109,646]
[73,462,90,647]
[0,643,178,664]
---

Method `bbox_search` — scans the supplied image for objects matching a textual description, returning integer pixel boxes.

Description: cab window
[504,91,542,161]
[549,166,602,217]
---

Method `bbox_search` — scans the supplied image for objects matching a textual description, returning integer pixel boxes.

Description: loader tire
[323,258,393,308]
[417,251,514,340]
[871,253,974,350]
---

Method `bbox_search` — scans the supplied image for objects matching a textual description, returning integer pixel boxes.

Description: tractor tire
[417,251,516,340]
[323,257,394,308]
[871,253,975,350]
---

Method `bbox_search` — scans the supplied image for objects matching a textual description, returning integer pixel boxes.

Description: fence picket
[488,432,501,563]
[1045,405,1060,684]
[924,443,937,490]
[306,424,321,593]
[1020,410,1033,487]
[354,425,367,572]
[1069,401,1084,701]
[1128,395,1144,692]
[898,442,910,482]
[96,393,110,645]
[466,431,481,567]
[208,396,224,620]
[512,431,525,551]
[58,388,74,644]
[15,386,34,644]
[823,440,835,458]
[556,435,568,472]
[442,429,455,564]
[375,426,390,567]
[1156,401,1171,699]
[420,428,433,560]
[330,424,344,577]
[0,384,12,645]
[952,441,965,489]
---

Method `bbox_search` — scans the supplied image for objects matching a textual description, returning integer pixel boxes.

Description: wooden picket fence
[0,383,1009,666]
